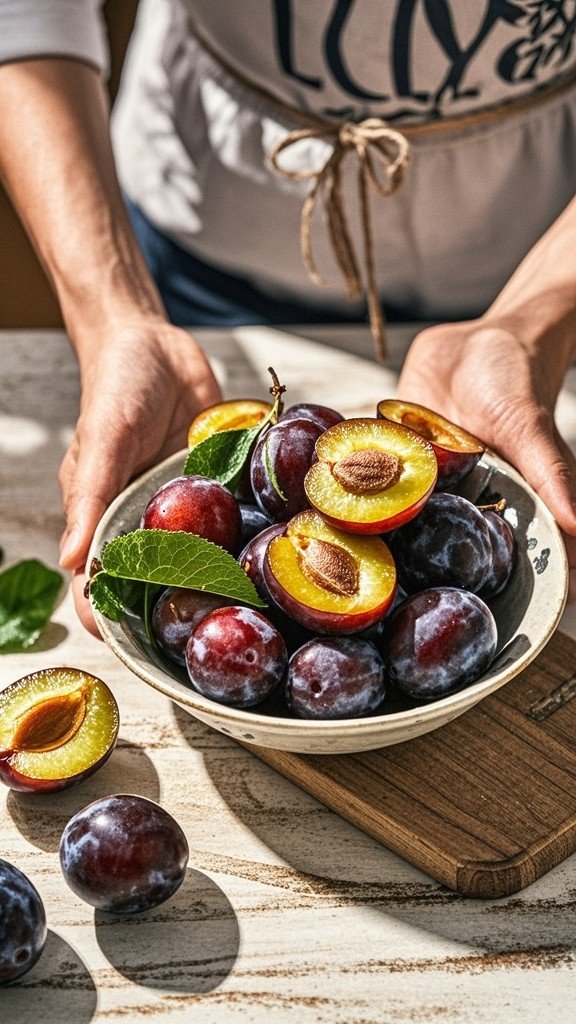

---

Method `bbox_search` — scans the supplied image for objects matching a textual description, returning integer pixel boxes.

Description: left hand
[397,318,576,598]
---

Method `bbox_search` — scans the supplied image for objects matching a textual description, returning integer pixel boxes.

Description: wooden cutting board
[249,630,576,900]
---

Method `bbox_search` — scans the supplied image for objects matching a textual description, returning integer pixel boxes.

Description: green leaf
[89,572,131,622]
[183,423,262,487]
[0,559,63,653]
[96,529,265,608]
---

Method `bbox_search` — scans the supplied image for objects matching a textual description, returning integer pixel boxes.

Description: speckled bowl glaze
[89,450,568,755]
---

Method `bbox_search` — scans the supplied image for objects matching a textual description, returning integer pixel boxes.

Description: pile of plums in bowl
[89,387,567,754]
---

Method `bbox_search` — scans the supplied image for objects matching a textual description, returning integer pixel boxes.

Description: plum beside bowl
[89,450,568,755]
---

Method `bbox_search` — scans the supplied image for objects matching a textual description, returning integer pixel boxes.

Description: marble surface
[2,325,576,1023]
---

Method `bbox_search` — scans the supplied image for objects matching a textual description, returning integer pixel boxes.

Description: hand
[397,318,576,598]
[58,322,221,635]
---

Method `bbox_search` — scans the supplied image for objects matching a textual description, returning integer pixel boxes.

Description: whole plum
[59,794,189,914]
[239,503,273,547]
[281,403,343,431]
[186,606,288,707]
[0,860,47,984]
[141,475,241,554]
[479,510,516,598]
[250,418,322,521]
[387,588,497,701]
[287,637,386,719]
[151,587,233,665]
[390,493,492,593]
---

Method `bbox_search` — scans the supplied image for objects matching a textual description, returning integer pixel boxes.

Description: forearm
[484,194,576,365]
[0,57,165,360]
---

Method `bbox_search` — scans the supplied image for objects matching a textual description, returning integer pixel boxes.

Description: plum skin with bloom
[151,587,233,665]
[390,492,493,594]
[250,417,322,521]
[141,475,241,554]
[59,794,189,915]
[186,606,288,707]
[386,588,498,701]
[479,510,516,598]
[287,637,386,719]
[0,859,47,984]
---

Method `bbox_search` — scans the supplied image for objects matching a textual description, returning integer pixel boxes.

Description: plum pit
[0,668,119,792]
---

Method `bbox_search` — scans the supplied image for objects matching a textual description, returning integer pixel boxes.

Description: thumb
[501,408,576,537]
[58,422,137,571]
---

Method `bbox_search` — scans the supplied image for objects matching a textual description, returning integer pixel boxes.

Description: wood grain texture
[2,328,576,1023]
[250,632,576,899]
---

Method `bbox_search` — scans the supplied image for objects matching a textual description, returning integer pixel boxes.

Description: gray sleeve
[0,0,109,75]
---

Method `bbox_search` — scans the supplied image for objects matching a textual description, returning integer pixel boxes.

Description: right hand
[58,322,221,636]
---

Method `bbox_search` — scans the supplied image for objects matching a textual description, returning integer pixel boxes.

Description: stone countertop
[2,325,576,1024]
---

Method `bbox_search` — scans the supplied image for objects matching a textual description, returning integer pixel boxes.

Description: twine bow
[269,118,411,362]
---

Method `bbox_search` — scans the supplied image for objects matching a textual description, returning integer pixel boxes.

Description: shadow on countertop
[95,867,240,993]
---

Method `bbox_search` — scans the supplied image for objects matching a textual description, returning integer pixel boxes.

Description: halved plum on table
[304,418,437,534]
[264,510,396,634]
[377,399,484,489]
[0,668,119,793]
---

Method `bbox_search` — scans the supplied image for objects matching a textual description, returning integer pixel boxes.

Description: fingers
[58,416,137,571]
[71,569,102,639]
[501,407,576,537]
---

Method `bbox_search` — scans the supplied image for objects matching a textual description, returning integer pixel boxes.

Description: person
[1,0,576,637]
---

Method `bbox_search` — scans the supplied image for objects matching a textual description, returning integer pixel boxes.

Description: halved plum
[263,510,396,634]
[188,399,273,502]
[187,398,272,447]
[377,399,484,489]
[304,418,437,534]
[0,668,119,793]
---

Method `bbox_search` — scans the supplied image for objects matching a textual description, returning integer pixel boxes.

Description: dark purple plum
[390,493,492,594]
[239,502,274,548]
[0,860,46,984]
[59,794,188,915]
[387,588,497,701]
[186,607,287,707]
[281,403,344,431]
[151,587,233,665]
[287,637,386,719]
[250,418,322,521]
[239,524,318,652]
[239,522,286,601]
[479,510,516,598]
[141,475,241,554]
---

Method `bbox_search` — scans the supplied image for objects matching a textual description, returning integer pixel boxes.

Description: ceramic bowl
[89,450,568,754]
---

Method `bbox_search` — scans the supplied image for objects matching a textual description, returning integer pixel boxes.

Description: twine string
[269,118,411,362]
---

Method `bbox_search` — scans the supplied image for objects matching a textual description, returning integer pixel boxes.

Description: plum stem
[267,367,286,421]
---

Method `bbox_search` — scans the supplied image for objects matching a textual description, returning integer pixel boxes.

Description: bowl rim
[89,448,568,737]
